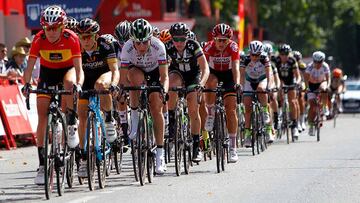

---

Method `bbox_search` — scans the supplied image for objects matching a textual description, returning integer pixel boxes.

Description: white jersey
[240,54,270,83]
[305,62,330,83]
[120,36,167,72]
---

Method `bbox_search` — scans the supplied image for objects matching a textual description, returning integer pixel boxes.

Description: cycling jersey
[81,36,117,93]
[240,54,270,83]
[120,36,167,72]
[29,29,81,69]
[330,77,345,90]
[305,62,330,84]
[203,40,239,72]
[166,39,203,87]
[274,56,298,85]
[101,34,122,67]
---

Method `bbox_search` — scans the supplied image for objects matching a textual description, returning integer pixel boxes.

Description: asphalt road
[1,114,360,203]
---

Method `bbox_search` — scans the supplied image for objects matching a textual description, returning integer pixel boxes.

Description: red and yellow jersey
[29,29,81,69]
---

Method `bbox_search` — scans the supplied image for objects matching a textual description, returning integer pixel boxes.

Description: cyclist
[203,23,240,162]
[293,50,307,131]
[187,31,197,41]
[274,44,301,139]
[152,26,160,38]
[329,68,345,113]
[65,16,78,33]
[75,18,119,177]
[240,40,272,147]
[263,42,279,142]
[304,51,330,136]
[22,5,84,185]
[119,18,169,174]
[166,22,209,162]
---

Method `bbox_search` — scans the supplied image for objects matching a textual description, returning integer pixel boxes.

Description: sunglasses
[279,52,289,56]
[43,25,63,32]
[214,37,229,43]
[251,53,260,57]
[79,34,96,41]
[314,60,323,64]
[134,40,150,46]
[172,37,187,43]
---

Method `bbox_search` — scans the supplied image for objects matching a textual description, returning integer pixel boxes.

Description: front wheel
[86,112,96,191]
[44,114,55,200]
[56,114,68,196]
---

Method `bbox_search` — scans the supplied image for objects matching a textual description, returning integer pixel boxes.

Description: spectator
[15,37,31,68]
[0,43,8,75]
[5,46,26,84]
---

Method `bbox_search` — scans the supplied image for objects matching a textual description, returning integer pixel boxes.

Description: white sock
[119,110,127,124]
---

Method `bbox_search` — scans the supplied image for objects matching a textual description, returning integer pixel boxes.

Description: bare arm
[73,57,84,86]
[293,67,301,85]
[231,59,240,85]
[325,73,331,89]
[107,59,120,86]
[23,57,37,83]
[197,55,210,87]
[266,65,272,89]
[159,64,169,92]
[304,72,310,88]
[240,68,245,87]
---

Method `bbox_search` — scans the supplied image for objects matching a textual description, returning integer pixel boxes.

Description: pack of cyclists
[21,5,346,190]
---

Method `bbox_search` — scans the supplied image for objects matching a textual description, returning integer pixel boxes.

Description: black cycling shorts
[80,69,110,99]
[210,68,235,94]
[169,68,200,88]
[37,66,72,89]
[129,66,162,94]
[308,82,321,92]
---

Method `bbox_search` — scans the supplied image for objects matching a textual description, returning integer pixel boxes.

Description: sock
[81,149,87,160]
[66,109,77,125]
[119,110,127,124]
[38,147,44,166]
[229,134,236,149]
[192,134,200,143]
[105,111,112,122]
[274,112,278,121]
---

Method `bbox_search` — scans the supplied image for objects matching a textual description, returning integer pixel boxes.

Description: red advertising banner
[0,85,35,148]
[97,0,162,33]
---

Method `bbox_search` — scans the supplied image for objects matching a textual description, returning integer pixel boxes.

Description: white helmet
[249,40,263,54]
[263,43,273,54]
[312,51,325,62]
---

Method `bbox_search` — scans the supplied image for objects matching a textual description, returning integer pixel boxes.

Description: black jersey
[274,56,298,85]
[81,36,117,75]
[165,39,203,74]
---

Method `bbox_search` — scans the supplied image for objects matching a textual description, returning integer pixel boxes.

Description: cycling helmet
[293,50,302,61]
[40,5,67,27]
[130,18,153,42]
[239,50,246,59]
[159,29,171,43]
[249,40,263,54]
[332,68,343,78]
[77,18,100,34]
[312,51,325,62]
[169,22,189,36]
[187,31,197,41]
[279,44,292,54]
[114,20,131,42]
[263,43,273,54]
[152,26,160,37]
[212,23,233,38]
[200,41,207,48]
[65,16,78,32]
[101,34,117,43]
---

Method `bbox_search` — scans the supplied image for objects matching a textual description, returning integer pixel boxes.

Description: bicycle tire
[113,139,123,175]
[250,110,256,156]
[130,140,139,181]
[66,150,75,188]
[214,112,221,173]
[137,112,147,186]
[86,112,96,191]
[220,112,227,170]
[183,124,192,175]
[56,114,68,196]
[174,109,182,176]
[97,128,107,189]
[146,114,154,183]
[44,114,55,200]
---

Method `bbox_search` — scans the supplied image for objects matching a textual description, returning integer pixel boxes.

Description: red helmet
[40,6,67,27]
[212,23,233,38]
[332,68,343,78]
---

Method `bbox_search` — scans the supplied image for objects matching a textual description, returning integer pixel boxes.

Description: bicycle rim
[174,111,182,176]
[56,114,68,196]
[44,114,54,200]
[87,112,96,191]
[66,151,75,188]
[146,115,154,183]
[131,140,139,181]
[137,112,147,186]
[214,114,221,173]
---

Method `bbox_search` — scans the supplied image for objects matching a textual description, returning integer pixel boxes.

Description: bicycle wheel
[98,122,109,189]
[257,106,266,152]
[220,112,227,170]
[174,109,183,176]
[130,140,139,181]
[283,109,290,144]
[44,114,55,200]
[146,114,155,183]
[250,111,256,156]
[56,114,68,196]
[113,138,123,175]
[86,112,96,191]
[214,112,221,173]
[137,112,147,186]
[183,127,191,175]
[66,150,75,188]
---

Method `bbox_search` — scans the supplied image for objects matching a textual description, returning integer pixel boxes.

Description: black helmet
[130,18,153,42]
[293,51,302,61]
[77,18,100,34]
[169,22,189,36]
[65,16,78,32]
[279,44,292,54]
[114,20,131,43]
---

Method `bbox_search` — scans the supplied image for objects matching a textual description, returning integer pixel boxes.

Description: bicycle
[278,84,297,144]
[80,89,112,191]
[25,86,76,199]
[329,92,341,128]
[307,90,327,142]
[203,83,229,173]
[120,85,165,186]
[169,86,193,176]
[236,95,245,148]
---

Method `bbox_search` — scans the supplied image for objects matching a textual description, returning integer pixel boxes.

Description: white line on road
[68,195,97,203]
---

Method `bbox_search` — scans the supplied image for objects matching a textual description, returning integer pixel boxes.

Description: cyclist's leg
[187,91,202,161]
[127,67,145,139]
[243,80,254,147]
[63,67,77,122]
[257,79,270,124]
[204,73,218,131]
[288,89,300,134]
[168,71,183,139]
[77,99,88,177]
[319,81,328,112]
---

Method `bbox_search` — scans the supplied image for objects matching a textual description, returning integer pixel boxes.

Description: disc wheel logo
[27,4,40,21]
